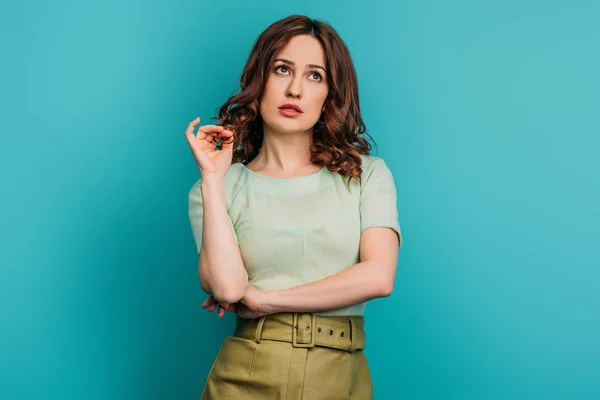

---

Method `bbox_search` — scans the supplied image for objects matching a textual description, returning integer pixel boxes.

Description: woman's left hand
[201,285,271,319]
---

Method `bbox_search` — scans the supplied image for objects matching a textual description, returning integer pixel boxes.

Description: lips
[279,103,303,113]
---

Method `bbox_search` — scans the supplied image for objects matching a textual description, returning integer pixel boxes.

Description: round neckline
[240,163,327,181]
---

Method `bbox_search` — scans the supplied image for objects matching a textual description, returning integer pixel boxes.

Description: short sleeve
[360,158,402,242]
[188,179,239,254]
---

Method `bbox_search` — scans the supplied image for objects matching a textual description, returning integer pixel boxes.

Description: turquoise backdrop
[1,0,598,399]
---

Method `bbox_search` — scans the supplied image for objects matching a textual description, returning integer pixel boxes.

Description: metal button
[340,332,345,337]
[317,327,322,333]
[329,329,334,335]
[305,326,311,331]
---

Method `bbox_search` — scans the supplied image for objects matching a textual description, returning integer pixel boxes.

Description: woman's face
[259,34,329,134]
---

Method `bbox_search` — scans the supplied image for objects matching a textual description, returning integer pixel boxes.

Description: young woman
[185,14,402,400]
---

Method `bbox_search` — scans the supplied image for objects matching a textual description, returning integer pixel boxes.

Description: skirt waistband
[233,313,366,352]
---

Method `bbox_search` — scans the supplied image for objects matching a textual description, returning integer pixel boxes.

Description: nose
[286,75,302,98]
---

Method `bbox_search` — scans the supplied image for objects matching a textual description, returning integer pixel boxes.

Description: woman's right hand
[185,117,234,177]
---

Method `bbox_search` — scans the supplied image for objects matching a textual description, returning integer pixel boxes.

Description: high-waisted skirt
[200,312,373,400]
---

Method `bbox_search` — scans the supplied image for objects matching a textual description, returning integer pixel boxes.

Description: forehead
[276,35,325,66]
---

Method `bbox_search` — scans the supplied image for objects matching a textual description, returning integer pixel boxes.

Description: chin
[267,118,313,134]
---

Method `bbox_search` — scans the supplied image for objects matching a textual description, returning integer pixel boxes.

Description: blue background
[1,1,599,399]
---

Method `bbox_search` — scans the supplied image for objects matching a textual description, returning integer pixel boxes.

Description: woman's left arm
[260,226,401,314]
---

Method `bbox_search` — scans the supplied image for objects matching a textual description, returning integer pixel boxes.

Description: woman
[185,14,402,400]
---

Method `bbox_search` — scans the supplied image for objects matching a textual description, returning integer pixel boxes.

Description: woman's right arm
[198,175,248,304]
[185,117,248,305]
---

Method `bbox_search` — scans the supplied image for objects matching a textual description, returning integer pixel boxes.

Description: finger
[185,128,213,168]
[197,124,224,132]
[209,303,217,312]
[219,303,228,312]
[221,303,236,313]
[185,117,201,138]
[201,296,215,308]
[218,129,234,139]
[219,129,235,148]
[196,125,224,141]
[218,305,224,318]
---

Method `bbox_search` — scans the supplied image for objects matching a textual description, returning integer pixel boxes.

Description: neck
[252,124,315,172]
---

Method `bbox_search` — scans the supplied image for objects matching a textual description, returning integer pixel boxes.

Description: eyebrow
[274,58,327,72]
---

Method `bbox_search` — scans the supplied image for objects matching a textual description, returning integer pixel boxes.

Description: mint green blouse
[188,155,401,316]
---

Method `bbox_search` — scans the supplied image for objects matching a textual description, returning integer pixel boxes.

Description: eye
[308,71,323,82]
[275,65,290,75]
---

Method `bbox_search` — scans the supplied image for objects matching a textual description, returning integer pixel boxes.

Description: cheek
[308,87,329,113]
[260,79,283,108]
[259,85,275,115]
[261,82,273,102]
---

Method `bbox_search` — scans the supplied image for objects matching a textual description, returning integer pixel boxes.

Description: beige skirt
[200,312,373,400]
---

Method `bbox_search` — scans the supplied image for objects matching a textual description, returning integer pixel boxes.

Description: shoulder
[359,154,387,171]
[359,155,393,186]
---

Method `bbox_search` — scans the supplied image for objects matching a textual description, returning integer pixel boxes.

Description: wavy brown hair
[214,15,377,182]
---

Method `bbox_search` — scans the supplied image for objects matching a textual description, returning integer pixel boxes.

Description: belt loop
[254,316,266,344]
[349,317,357,352]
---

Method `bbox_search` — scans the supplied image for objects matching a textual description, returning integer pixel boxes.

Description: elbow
[198,274,247,304]
[211,271,248,304]
[212,286,245,304]
[201,276,247,304]
[377,279,395,298]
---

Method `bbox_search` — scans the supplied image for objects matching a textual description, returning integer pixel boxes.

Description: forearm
[262,261,393,314]
[199,176,248,304]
